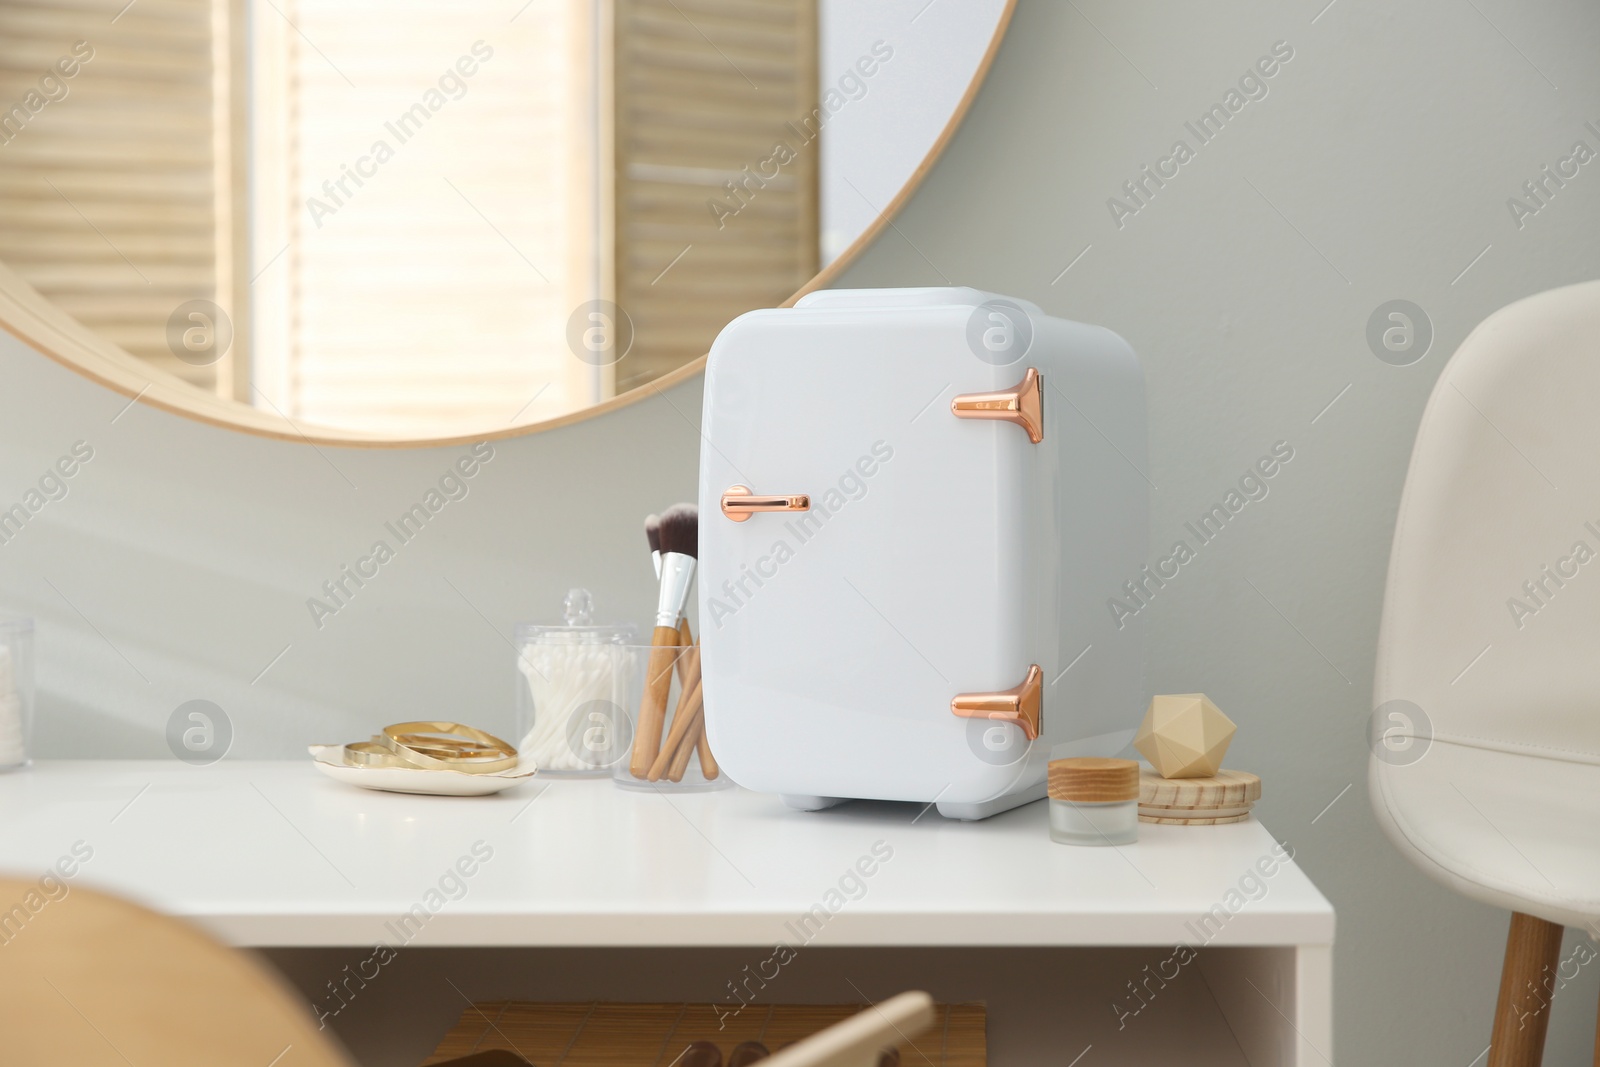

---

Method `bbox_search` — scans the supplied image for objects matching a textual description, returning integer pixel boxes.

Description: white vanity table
[0,762,1332,1065]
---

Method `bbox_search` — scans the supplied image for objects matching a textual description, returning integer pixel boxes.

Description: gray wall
[2,0,1599,1061]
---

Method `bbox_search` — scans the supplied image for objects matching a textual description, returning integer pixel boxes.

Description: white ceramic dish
[307,744,537,796]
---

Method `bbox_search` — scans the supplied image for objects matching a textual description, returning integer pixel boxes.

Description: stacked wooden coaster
[1138,767,1261,825]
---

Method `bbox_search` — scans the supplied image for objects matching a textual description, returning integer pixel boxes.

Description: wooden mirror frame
[0,1,1015,449]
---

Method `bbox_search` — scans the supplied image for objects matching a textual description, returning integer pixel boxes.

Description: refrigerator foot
[781,794,851,812]
[936,781,1047,821]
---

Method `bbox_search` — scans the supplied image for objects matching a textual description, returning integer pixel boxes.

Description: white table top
[0,761,1333,948]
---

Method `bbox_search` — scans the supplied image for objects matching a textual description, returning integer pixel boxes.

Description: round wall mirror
[0,0,1012,443]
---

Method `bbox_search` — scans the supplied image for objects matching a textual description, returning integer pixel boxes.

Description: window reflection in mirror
[0,0,1007,437]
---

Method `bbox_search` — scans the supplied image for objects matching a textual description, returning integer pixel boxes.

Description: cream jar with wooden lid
[1047,758,1140,846]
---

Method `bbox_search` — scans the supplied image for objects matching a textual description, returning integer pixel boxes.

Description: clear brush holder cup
[0,616,34,770]
[514,590,637,778]
[612,641,730,793]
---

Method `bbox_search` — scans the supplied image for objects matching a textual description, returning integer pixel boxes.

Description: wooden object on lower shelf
[1138,767,1261,825]
[430,1052,531,1067]
[424,1001,986,1066]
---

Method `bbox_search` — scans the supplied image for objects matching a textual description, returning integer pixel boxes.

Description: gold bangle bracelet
[380,721,518,774]
[345,739,507,770]
[344,741,418,769]
[378,734,500,757]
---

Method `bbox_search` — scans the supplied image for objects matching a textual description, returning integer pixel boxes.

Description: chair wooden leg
[1488,912,1565,1067]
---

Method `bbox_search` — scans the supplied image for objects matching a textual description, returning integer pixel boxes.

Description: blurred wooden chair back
[0,874,933,1067]
[0,876,350,1067]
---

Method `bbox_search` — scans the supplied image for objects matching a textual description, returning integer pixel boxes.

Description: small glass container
[0,616,34,770]
[1047,757,1139,845]
[514,590,636,777]
[612,640,730,793]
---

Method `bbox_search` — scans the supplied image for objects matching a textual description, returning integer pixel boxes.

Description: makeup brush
[676,619,694,678]
[644,512,661,579]
[651,510,700,681]
[630,503,697,777]
[649,619,705,781]
[651,510,700,730]
[648,671,702,781]
[696,722,719,780]
[665,712,701,783]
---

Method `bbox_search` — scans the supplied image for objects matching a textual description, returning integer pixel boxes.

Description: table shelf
[0,762,1333,1064]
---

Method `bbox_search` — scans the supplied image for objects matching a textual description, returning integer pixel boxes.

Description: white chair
[1373,280,1600,1066]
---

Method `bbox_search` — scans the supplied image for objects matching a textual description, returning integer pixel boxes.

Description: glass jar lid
[515,589,635,645]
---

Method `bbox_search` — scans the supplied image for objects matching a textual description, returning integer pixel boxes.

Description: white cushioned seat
[1373,278,1600,934]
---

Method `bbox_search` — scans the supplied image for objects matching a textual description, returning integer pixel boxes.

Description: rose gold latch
[720,484,811,522]
[950,366,1044,443]
[951,664,1043,741]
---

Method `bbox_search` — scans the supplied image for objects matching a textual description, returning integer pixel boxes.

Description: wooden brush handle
[696,728,719,780]
[664,634,703,761]
[679,641,701,696]
[675,619,693,684]
[667,717,702,782]
[683,640,716,780]
[628,626,681,778]
[648,673,702,781]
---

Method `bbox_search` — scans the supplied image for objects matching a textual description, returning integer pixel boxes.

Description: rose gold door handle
[720,484,811,522]
[952,664,1043,741]
[951,366,1044,443]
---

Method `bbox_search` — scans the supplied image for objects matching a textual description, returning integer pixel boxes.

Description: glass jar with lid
[514,590,635,777]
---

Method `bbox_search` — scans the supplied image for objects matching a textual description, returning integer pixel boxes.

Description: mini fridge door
[698,294,1052,805]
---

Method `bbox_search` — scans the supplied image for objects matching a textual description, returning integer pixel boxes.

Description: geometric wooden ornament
[1133,694,1236,779]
